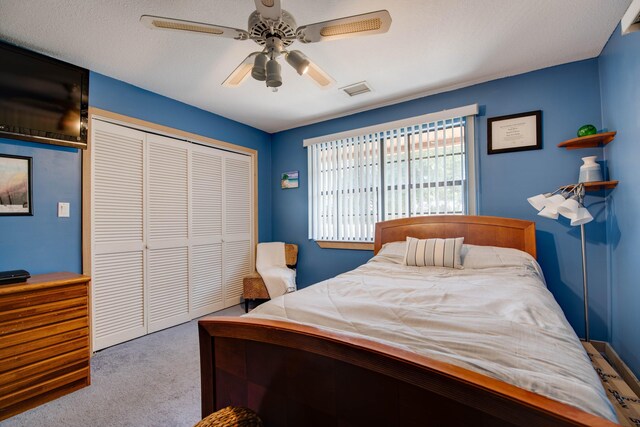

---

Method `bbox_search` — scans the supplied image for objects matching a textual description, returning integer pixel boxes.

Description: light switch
[58,202,70,218]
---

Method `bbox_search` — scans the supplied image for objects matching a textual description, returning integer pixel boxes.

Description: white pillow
[404,237,464,269]
[370,241,406,264]
[460,244,546,284]
[461,244,536,269]
[377,241,407,257]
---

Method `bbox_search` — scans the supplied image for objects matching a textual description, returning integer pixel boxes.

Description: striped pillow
[404,237,464,268]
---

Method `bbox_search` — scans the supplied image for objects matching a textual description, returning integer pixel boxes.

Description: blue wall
[0,71,272,275]
[0,140,82,274]
[272,59,610,341]
[599,26,640,376]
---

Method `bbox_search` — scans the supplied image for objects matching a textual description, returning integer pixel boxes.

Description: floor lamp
[528,183,593,341]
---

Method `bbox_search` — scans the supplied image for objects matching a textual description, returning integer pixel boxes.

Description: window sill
[315,241,374,251]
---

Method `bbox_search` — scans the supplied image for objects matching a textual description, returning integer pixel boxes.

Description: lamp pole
[529,182,591,342]
[576,183,589,342]
[580,223,589,342]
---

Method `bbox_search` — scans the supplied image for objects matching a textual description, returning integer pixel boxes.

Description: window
[306,104,478,243]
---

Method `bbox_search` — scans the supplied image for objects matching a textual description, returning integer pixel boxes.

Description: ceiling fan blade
[304,60,335,88]
[297,10,391,43]
[254,0,282,21]
[222,53,259,87]
[140,15,249,40]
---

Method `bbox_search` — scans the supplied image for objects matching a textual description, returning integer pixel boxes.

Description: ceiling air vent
[340,81,372,97]
[622,0,640,35]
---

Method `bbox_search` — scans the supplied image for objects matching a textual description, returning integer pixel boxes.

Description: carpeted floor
[1,304,244,427]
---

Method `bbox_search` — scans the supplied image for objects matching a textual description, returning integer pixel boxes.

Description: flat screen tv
[0,41,89,149]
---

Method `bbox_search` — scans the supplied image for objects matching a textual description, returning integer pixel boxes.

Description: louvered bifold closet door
[190,144,224,317]
[146,134,190,333]
[92,120,146,351]
[223,152,253,306]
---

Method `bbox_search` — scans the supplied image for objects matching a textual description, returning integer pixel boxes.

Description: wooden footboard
[199,317,616,427]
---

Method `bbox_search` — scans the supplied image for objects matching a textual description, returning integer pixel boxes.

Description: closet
[90,119,253,351]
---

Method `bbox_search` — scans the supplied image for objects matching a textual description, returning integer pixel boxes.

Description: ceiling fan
[140,1,391,90]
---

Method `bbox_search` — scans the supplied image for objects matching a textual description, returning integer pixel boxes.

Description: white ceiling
[0,0,631,133]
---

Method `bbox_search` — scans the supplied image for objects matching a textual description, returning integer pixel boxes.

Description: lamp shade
[570,207,594,226]
[266,59,282,87]
[538,206,559,219]
[527,194,548,211]
[251,53,268,81]
[545,194,566,209]
[285,50,310,75]
[537,194,566,219]
[557,198,580,219]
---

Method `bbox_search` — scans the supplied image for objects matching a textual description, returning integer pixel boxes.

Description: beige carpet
[1,305,244,427]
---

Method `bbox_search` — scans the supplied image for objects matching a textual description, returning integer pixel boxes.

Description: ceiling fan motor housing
[265,37,284,57]
[248,10,296,46]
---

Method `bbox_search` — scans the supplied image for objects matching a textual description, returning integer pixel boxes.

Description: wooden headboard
[374,215,536,259]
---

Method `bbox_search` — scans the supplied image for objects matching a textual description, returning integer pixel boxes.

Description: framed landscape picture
[0,154,32,215]
[281,171,299,189]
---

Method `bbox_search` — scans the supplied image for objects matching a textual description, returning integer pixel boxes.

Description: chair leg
[244,299,250,313]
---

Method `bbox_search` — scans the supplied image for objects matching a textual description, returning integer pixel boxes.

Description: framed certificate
[487,110,542,155]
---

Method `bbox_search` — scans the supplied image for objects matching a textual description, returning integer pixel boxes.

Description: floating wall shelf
[557,131,619,191]
[557,131,617,150]
[561,181,619,192]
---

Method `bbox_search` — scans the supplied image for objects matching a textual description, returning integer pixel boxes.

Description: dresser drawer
[0,362,89,421]
[0,347,89,387]
[0,361,89,406]
[0,304,88,336]
[0,335,88,373]
[0,297,87,324]
[0,284,87,312]
[0,317,88,349]
[0,328,88,360]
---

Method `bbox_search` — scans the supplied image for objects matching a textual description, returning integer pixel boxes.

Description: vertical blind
[306,104,478,243]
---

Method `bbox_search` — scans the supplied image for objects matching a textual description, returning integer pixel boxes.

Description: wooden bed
[198,215,616,426]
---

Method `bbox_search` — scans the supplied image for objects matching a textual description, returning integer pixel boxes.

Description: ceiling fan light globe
[251,69,266,81]
[266,59,282,87]
[251,53,268,81]
[286,50,310,75]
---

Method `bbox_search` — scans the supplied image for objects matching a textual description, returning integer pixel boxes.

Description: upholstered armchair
[242,243,298,312]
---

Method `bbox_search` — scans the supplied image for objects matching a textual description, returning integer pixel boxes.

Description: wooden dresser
[0,272,91,421]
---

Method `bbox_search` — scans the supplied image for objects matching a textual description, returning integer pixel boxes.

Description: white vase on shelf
[578,156,603,183]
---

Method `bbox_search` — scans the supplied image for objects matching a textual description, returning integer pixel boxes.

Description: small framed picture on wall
[281,171,299,189]
[487,110,542,155]
[0,154,33,215]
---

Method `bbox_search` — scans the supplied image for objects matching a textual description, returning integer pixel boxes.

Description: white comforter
[246,252,617,422]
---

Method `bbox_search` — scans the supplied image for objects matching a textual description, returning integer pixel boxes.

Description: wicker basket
[243,272,269,300]
[283,243,298,266]
[193,406,263,427]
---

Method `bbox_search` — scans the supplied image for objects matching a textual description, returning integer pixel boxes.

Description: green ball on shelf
[577,124,597,137]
